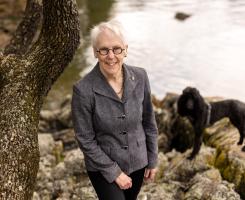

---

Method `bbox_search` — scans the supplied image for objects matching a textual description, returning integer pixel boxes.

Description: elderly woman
[71,20,158,200]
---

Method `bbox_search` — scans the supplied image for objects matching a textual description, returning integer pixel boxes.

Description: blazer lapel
[92,63,122,102]
[122,64,138,103]
[91,63,138,103]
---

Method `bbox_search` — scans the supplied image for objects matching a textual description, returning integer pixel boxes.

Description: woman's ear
[93,47,98,58]
[124,45,128,57]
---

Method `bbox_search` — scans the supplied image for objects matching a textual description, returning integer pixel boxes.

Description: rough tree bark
[0,0,80,199]
[3,0,42,56]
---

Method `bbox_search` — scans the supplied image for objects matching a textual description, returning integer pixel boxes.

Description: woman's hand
[144,168,157,182]
[115,172,132,190]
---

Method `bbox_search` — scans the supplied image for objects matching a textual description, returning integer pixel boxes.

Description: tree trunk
[0,0,80,199]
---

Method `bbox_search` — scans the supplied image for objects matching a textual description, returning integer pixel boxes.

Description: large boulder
[205,119,245,198]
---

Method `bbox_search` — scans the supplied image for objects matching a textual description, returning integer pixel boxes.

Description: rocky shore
[34,93,245,200]
[2,2,244,199]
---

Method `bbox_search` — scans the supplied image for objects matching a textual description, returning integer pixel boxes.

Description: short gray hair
[90,20,127,48]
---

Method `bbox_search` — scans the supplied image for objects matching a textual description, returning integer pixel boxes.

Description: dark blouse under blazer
[71,63,158,183]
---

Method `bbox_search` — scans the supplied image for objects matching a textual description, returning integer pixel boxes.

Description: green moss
[238,172,245,199]
[222,165,234,182]
[52,142,64,164]
[214,148,245,199]
[214,149,228,174]
[155,163,169,182]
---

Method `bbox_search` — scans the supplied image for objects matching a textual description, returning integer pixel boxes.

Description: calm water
[44,0,245,109]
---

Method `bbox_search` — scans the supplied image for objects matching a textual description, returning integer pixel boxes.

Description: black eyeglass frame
[96,47,125,56]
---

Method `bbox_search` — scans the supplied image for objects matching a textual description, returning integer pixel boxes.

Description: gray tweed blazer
[71,63,158,183]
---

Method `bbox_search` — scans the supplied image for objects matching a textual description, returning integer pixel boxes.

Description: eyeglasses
[96,47,125,56]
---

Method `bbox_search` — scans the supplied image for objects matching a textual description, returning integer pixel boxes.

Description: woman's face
[93,28,128,77]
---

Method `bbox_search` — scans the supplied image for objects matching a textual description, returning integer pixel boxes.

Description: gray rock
[38,134,55,157]
[63,149,86,176]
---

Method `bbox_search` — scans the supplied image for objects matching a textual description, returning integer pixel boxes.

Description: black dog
[177,87,245,159]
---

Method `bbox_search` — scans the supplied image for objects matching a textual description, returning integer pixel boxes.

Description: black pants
[87,168,145,200]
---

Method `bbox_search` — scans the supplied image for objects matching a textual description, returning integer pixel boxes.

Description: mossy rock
[215,149,245,198]
[204,118,239,150]
[214,149,228,174]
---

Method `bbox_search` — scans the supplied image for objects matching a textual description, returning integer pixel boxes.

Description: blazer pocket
[134,139,148,166]
[110,147,128,171]
[136,139,147,155]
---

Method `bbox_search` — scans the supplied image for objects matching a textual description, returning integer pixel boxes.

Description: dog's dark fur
[177,87,245,159]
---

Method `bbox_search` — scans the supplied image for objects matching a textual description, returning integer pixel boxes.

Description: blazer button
[118,114,126,119]
[122,145,128,150]
[120,131,127,135]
